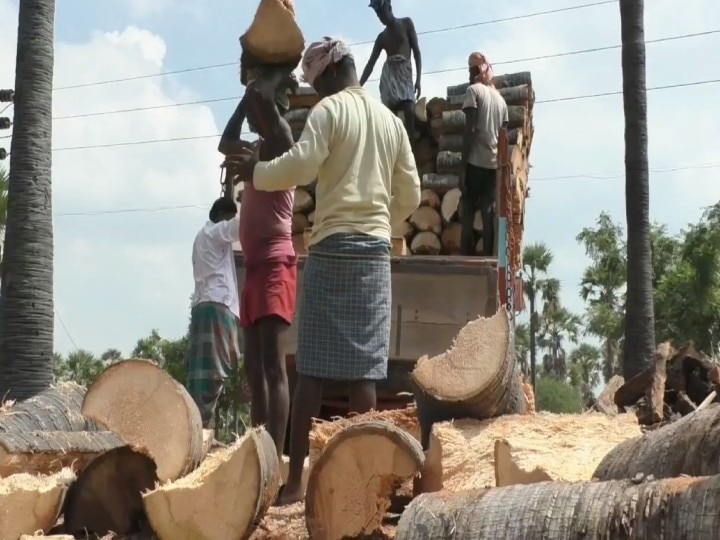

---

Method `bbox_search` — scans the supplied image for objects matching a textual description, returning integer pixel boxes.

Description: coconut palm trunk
[0,0,56,400]
[620,0,654,379]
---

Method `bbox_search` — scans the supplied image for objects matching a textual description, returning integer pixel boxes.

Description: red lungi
[240,256,298,328]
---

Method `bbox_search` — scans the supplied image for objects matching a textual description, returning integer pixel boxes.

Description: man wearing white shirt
[186,197,242,427]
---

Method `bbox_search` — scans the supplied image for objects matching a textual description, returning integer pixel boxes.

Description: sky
[0,0,718,357]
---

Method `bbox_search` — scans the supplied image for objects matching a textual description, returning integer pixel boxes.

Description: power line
[52,0,617,92]
[50,77,720,152]
[51,29,720,122]
[55,308,79,350]
[53,161,720,218]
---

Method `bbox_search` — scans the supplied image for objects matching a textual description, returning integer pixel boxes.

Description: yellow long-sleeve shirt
[253,86,421,247]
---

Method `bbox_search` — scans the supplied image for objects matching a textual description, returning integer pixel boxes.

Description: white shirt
[190,217,241,318]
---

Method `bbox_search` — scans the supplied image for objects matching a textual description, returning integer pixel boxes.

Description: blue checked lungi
[297,233,391,381]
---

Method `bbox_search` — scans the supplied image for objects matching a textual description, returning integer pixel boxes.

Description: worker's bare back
[376,18,414,60]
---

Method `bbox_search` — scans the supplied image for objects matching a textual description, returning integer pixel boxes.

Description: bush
[535,376,584,413]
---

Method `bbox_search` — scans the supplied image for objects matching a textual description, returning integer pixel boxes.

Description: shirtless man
[360,0,422,139]
[218,51,298,460]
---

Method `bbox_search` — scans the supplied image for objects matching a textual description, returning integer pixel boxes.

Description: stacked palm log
[285,72,534,259]
[0,361,280,540]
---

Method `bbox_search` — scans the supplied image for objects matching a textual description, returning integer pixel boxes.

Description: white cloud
[1,0,220,355]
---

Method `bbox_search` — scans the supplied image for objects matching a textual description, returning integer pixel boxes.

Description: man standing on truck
[360,0,422,139]
[460,52,508,257]
[233,37,421,505]
[217,50,298,460]
[186,197,242,428]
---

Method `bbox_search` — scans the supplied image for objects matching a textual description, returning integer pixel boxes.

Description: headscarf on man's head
[301,37,354,86]
[468,52,494,85]
[369,0,388,9]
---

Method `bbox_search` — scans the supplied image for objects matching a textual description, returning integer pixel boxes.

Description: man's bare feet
[274,483,304,507]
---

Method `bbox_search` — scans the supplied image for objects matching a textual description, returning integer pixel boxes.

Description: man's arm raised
[218,97,247,155]
[360,35,384,86]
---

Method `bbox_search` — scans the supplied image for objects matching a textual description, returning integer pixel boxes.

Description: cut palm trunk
[0,430,124,477]
[440,222,462,254]
[422,173,459,191]
[594,403,720,481]
[0,382,95,433]
[408,206,442,235]
[411,309,526,450]
[396,474,720,539]
[143,428,281,540]
[61,446,158,538]
[304,421,424,540]
[410,231,441,255]
[440,188,462,223]
[81,359,204,481]
[419,189,441,210]
[0,468,74,540]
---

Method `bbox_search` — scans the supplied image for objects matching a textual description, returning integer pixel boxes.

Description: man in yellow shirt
[234,37,421,505]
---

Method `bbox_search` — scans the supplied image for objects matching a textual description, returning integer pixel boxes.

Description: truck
[233,72,533,417]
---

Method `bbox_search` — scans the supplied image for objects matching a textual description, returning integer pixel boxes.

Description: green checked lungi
[185,302,242,426]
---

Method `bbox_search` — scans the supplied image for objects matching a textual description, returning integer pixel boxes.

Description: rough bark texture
[396,475,720,539]
[593,403,720,481]
[441,107,526,135]
[0,382,95,432]
[593,374,625,415]
[0,0,56,400]
[643,341,670,424]
[143,428,281,540]
[411,310,527,450]
[305,421,424,540]
[620,0,655,380]
[0,430,124,476]
[61,446,158,538]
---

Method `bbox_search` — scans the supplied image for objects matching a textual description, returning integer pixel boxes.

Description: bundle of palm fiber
[241,0,305,65]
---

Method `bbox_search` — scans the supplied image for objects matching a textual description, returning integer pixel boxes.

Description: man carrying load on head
[360,0,422,139]
[217,0,304,461]
[460,52,508,257]
[234,37,421,505]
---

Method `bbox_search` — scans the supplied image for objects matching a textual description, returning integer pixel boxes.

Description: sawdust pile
[255,406,641,537]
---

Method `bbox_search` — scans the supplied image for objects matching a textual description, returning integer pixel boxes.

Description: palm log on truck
[0,382,96,433]
[411,309,526,450]
[396,475,720,539]
[593,403,720,481]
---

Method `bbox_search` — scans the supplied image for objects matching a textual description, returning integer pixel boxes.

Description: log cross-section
[305,421,425,540]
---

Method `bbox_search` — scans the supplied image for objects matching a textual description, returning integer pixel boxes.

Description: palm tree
[569,343,602,405]
[0,0,56,400]
[0,166,7,265]
[522,243,555,389]
[538,305,582,380]
[620,0,655,379]
[514,322,530,376]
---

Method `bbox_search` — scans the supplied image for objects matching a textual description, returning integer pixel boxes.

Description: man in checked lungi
[360,0,422,139]
[217,48,299,460]
[185,197,242,428]
[233,37,421,505]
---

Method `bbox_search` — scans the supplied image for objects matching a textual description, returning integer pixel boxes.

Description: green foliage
[534,376,584,414]
[514,323,530,375]
[569,343,602,405]
[53,349,111,387]
[538,305,582,379]
[131,329,189,386]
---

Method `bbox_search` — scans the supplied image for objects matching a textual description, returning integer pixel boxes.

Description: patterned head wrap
[468,52,494,85]
[301,37,354,86]
[369,0,388,8]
